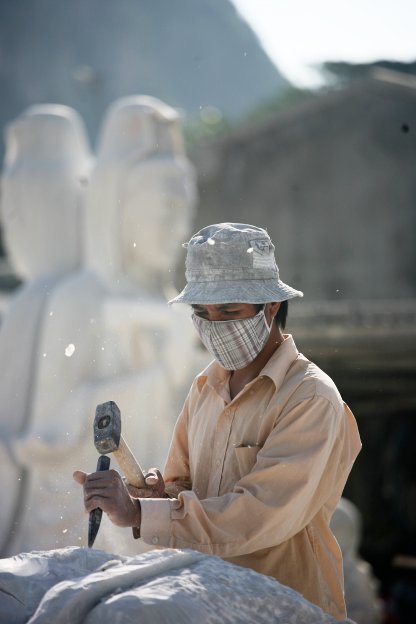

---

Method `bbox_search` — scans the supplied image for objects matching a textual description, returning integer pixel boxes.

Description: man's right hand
[127,468,167,498]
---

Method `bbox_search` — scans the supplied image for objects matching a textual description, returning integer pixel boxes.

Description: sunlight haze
[231,0,416,86]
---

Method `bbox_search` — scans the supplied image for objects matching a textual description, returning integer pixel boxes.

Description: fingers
[83,476,109,512]
[126,469,165,498]
[74,468,139,527]
[145,468,164,484]
[73,470,87,485]
[83,469,120,492]
[144,468,165,497]
[83,471,128,514]
[133,487,155,498]
[75,469,121,510]
[145,474,159,486]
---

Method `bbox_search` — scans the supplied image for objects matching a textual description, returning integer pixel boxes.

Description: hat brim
[168,279,303,305]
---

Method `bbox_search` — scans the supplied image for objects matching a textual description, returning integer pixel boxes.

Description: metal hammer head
[94,401,121,454]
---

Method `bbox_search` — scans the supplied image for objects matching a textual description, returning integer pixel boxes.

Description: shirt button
[216,459,221,467]
[151,536,159,545]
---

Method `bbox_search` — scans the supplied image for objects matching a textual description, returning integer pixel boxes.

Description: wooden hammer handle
[113,435,146,488]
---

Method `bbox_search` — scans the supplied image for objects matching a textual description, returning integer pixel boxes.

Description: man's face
[191,303,260,322]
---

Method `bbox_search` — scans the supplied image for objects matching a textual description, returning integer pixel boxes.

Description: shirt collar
[260,334,299,390]
[196,357,230,400]
[196,334,299,396]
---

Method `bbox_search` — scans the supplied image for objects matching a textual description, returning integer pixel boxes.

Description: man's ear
[264,302,281,326]
[268,302,281,320]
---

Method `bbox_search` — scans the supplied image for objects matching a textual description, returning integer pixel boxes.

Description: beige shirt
[139,335,361,620]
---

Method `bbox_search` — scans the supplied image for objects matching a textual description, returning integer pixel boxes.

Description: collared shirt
[139,335,361,620]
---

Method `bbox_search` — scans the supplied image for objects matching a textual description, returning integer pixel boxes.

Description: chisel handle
[113,435,146,488]
[88,454,111,548]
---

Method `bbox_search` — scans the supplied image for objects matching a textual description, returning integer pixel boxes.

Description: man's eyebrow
[217,304,240,310]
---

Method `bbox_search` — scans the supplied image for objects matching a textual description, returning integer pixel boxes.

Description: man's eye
[193,310,208,318]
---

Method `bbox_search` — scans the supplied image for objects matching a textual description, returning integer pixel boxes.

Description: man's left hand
[73,468,141,528]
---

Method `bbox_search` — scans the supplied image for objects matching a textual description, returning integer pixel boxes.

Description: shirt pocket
[234,445,261,478]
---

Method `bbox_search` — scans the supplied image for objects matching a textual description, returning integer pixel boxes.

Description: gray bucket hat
[169,222,303,305]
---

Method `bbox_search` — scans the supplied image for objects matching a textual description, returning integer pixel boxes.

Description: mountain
[322,59,416,82]
[0,0,288,154]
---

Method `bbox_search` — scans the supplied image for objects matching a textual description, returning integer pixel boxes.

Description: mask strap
[262,304,274,333]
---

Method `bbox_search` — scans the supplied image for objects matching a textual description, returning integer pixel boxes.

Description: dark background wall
[190,73,416,301]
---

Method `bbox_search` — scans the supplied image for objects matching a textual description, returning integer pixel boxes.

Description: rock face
[0,547,349,624]
[0,0,288,162]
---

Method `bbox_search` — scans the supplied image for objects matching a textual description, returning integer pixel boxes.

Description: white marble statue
[0,96,200,558]
[84,95,195,293]
[1,104,91,279]
[78,96,200,554]
[0,104,93,556]
[331,498,382,624]
[84,95,199,398]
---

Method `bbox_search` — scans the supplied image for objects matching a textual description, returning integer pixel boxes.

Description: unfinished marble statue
[0,105,93,557]
[0,547,351,624]
[78,96,199,554]
[82,94,199,463]
[0,96,199,558]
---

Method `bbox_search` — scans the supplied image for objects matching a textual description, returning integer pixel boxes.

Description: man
[74,222,361,620]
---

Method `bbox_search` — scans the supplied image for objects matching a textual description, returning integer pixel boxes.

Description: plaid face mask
[192,307,272,370]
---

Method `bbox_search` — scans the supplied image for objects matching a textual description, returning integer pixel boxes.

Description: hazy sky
[231,0,416,86]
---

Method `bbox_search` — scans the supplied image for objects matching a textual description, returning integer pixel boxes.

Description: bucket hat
[169,222,303,304]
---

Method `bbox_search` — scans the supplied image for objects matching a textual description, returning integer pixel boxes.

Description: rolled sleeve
[139,497,175,547]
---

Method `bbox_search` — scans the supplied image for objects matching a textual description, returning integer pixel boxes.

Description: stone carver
[74,222,362,620]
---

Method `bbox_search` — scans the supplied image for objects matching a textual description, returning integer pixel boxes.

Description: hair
[276,300,288,329]
[256,300,288,330]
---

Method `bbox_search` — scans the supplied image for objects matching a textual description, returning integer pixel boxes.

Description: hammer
[93,400,146,488]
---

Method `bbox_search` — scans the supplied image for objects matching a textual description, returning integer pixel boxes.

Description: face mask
[192,307,273,370]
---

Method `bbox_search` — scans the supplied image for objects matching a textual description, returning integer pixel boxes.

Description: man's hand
[128,468,167,498]
[73,469,140,528]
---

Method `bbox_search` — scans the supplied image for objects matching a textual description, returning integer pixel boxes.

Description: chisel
[88,454,111,548]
